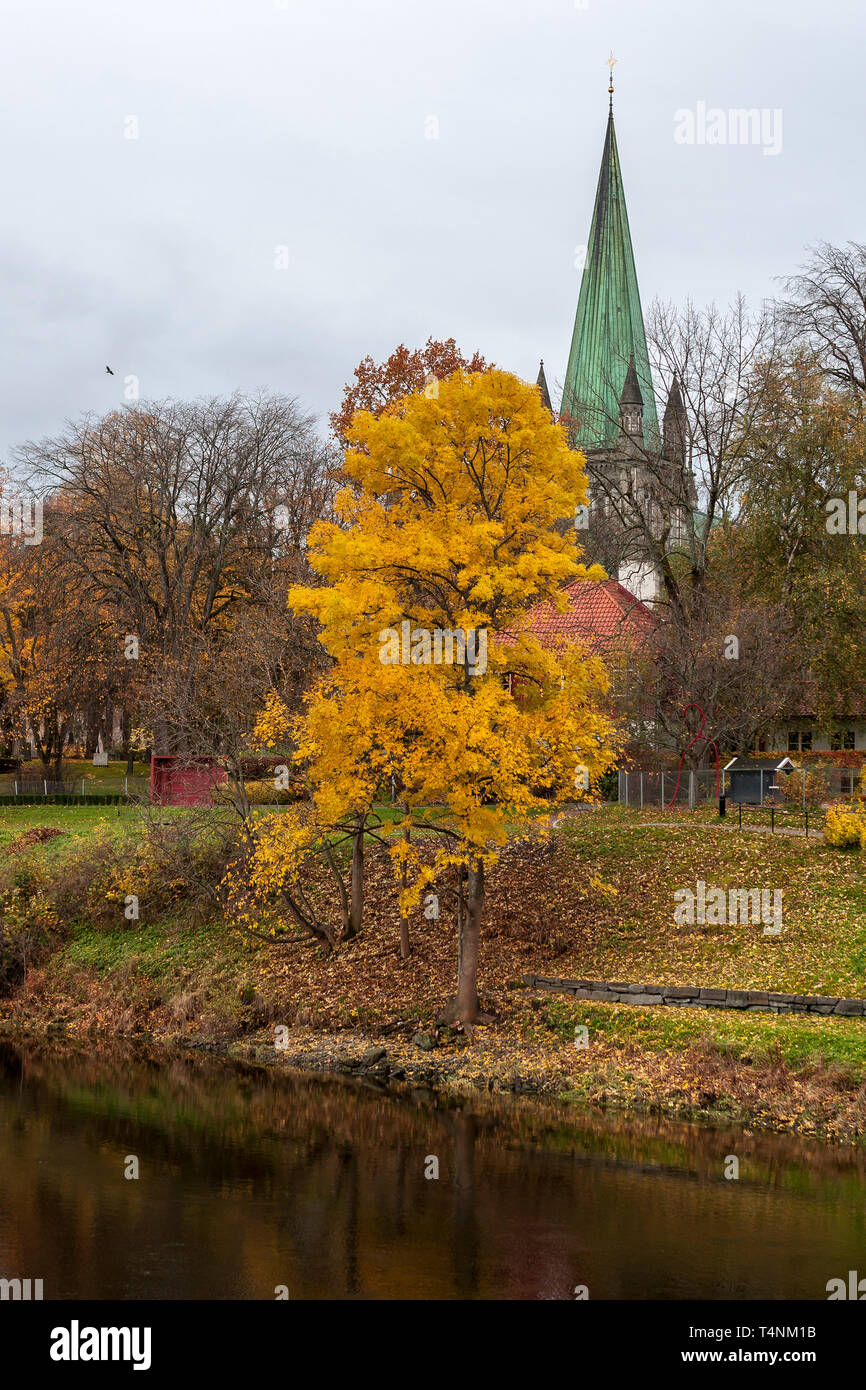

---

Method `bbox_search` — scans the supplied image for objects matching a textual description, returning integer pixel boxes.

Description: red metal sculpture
[665,702,720,809]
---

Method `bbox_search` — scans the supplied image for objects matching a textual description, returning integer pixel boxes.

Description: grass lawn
[0,797,317,845]
[555,805,866,997]
[62,914,249,996]
[535,993,866,1071]
[5,799,866,999]
[0,804,143,841]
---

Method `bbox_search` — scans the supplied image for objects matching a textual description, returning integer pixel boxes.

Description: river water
[0,1040,863,1300]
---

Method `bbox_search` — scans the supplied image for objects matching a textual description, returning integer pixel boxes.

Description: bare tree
[782,241,866,397]
[628,588,808,762]
[562,296,784,619]
[16,393,336,752]
[645,295,784,602]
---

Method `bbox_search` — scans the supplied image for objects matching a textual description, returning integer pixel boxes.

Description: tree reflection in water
[1,1040,865,1300]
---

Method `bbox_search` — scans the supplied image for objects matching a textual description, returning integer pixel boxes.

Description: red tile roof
[523,578,656,654]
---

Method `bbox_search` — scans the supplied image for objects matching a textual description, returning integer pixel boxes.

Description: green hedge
[0,793,127,806]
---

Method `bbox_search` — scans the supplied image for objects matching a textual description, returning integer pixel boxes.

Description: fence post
[625,771,629,808]
[125,776,128,797]
[689,770,695,810]
[661,772,665,809]
[43,778,47,797]
[771,806,775,833]
[640,771,644,809]
[802,768,806,811]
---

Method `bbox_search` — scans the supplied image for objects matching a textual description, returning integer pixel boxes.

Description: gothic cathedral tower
[559,67,693,603]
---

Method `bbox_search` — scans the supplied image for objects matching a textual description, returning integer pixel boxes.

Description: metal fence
[733,803,817,836]
[617,765,861,810]
[618,768,722,809]
[0,775,150,798]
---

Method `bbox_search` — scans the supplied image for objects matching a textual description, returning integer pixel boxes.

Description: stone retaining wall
[522,974,866,1018]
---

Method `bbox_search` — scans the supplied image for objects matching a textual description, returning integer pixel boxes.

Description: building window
[788,729,813,752]
[831,728,857,751]
[834,728,861,750]
[788,730,799,752]
[801,730,812,751]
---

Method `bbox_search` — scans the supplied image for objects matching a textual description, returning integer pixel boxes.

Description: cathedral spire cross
[606,51,617,112]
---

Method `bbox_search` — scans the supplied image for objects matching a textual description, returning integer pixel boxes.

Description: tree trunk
[322,840,349,938]
[454,858,483,1023]
[51,720,67,779]
[122,709,135,775]
[346,814,364,939]
[280,887,335,952]
[399,811,410,960]
[400,911,410,961]
[456,861,465,973]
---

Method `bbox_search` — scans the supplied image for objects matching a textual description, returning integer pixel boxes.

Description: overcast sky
[1,0,864,460]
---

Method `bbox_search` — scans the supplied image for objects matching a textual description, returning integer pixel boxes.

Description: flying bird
[105,365,114,375]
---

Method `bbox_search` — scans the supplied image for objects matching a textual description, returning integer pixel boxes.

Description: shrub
[824,806,866,849]
[51,823,139,922]
[102,812,243,921]
[210,778,301,808]
[598,767,619,801]
[0,888,61,992]
[779,768,827,807]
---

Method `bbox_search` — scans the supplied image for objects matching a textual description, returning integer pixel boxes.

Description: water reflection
[0,1039,864,1300]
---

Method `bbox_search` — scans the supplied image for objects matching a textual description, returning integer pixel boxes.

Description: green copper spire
[561,96,658,449]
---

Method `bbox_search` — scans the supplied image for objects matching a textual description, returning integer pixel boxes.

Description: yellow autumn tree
[251,368,619,1022]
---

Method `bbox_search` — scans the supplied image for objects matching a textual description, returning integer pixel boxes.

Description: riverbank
[4,992,866,1145]
[3,802,866,1144]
